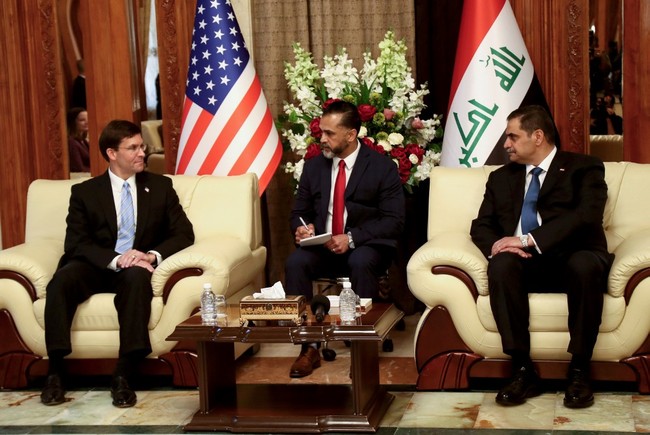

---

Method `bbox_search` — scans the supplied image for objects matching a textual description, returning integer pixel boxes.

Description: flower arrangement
[278,30,443,193]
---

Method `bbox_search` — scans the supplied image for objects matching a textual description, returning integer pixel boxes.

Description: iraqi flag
[440,0,554,167]
[175,0,283,194]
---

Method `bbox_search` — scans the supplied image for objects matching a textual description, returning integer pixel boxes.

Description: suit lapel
[134,172,151,246]
[319,158,333,226]
[539,151,566,198]
[510,164,527,219]
[346,142,369,197]
[97,172,119,238]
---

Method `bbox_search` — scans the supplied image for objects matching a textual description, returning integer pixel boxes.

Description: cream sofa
[407,162,650,392]
[0,173,266,388]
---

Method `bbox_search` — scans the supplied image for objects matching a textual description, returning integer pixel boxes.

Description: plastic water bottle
[339,281,357,324]
[201,283,216,325]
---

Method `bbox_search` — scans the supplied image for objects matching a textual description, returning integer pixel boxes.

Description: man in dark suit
[285,100,405,378]
[471,105,612,409]
[41,120,194,407]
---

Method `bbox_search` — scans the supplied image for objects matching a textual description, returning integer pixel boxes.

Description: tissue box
[239,295,307,324]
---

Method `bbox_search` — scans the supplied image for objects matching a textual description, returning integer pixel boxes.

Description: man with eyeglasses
[40,120,194,408]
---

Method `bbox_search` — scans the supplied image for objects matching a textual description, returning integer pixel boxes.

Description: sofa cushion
[476,293,626,333]
[34,294,165,331]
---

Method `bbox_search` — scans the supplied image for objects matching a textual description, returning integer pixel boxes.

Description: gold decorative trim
[566,0,585,153]
[39,0,65,177]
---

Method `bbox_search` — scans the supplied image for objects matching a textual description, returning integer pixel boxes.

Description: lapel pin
[559,168,565,172]
[145,187,150,192]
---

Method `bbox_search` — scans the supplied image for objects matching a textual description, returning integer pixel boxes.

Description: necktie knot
[530,167,543,177]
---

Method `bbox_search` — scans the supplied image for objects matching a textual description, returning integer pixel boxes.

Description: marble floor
[1,314,649,434]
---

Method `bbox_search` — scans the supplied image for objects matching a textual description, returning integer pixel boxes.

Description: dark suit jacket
[59,171,194,269]
[290,142,405,248]
[470,151,611,261]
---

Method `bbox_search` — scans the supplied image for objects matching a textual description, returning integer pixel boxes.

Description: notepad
[299,232,332,247]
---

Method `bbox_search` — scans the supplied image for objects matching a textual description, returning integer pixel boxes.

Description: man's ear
[106,148,117,161]
[533,129,544,145]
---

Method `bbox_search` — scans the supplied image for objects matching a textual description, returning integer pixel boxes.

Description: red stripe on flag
[448,0,505,110]
[177,101,212,174]
[228,108,274,175]
[257,138,283,194]
[197,77,263,174]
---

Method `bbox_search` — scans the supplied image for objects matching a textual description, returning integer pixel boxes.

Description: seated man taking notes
[284,100,405,378]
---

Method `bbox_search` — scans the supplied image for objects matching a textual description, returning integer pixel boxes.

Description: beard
[322,148,334,159]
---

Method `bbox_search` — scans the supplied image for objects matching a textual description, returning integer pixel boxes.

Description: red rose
[322,98,341,110]
[357,104,377,122]
[309,117,322,139]
[304,143,321,160]
[406,143,425,163]
[397,159,412,184]
[390,147,407,160]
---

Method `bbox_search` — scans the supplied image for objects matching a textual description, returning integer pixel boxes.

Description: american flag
[175,0,282,194]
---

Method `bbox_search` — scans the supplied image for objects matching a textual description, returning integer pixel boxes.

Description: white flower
[378,139,392,153]
[358,126,368,138]
[279,31,443,193]
[388,132,404,145]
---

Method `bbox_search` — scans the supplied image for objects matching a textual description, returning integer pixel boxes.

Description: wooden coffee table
[167,302,404,433]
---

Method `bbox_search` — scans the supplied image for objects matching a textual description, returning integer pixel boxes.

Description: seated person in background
[41,120,194,408]
[589,93,623,135]
[67,107,90,172]
[284,100,405,378]
[470,105,613,409]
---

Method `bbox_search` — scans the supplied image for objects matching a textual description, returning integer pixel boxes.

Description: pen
[299,217,314,236]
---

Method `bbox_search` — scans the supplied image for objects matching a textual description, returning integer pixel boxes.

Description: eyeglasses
[118,144,148,154]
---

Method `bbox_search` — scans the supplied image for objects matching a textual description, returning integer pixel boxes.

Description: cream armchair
[407,162,650,392]
[0,173,266,388]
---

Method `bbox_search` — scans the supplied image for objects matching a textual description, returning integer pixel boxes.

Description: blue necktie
[521,167,543,235]
[115,181,135,254]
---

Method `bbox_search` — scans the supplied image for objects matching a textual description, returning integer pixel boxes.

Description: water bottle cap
[342,282,351,288]
[203,283,212,290]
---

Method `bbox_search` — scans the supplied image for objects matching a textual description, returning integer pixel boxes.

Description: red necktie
[332,160,346,234]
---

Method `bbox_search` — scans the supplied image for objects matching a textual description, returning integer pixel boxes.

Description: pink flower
[411,118,424,129]
[383,108,396,121]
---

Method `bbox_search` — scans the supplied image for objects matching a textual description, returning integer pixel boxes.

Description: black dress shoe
[496,366,542,406]
[111,376,137,408]
[41,374,66,406]
[564,368,594,408]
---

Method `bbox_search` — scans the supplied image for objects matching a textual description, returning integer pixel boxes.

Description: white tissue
[253,281,286,299]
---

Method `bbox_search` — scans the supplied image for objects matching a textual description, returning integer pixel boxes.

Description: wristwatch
[347,231,355,249]
[519,234,529,248]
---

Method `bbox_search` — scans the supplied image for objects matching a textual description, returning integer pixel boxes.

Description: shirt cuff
[148,250,162,266]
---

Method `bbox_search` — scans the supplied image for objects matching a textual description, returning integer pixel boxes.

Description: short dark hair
[98,120,141,162]
[507,105,556,145]
[322,100,361,133]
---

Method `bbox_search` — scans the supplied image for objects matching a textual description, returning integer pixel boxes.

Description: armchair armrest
[151,235,254,298]
[407,232,489,297]
[609,229,650,301]
[0,241,63,300]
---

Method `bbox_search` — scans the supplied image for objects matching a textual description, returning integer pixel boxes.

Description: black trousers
[284,244,395,299]
[44,260,153,358]
[488,250,610,359]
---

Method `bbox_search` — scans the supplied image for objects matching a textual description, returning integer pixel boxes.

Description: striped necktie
[115,181,135,254]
